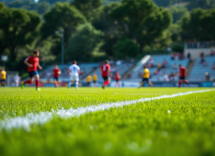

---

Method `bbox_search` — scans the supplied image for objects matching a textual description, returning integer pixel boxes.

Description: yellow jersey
[1,71,6,79]
[87,76,92,82]
[93,75,97,81]
[143,68,150,78]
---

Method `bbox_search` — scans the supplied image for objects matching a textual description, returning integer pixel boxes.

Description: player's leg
[3,80,7,87]
[183,79,189,84]
[34,73,40,91]
[139,79,144,88]
[0,80,2,86]
[148,81,154,87]
[22,72,34,89]
[104,77,110,86]
[75,76,79,90]
[178,79,182,88]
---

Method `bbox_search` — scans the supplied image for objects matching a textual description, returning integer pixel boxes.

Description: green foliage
[41,2,86,57]
[39,0,71,4]
[180,8,215,41]
[110,0,172,53]
[72,0,103,22]
[65,23,103,61]
[113,37,139,58]
[0,3,41,63]
[168,5,189,23]
[36,1,50,15]
[6,0,37,10]
[187,0,215,10]
[171,43,184,53]
[93,2,121,56]
[168,24,181,42]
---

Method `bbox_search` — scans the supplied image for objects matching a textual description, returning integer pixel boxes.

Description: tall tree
[169,5,188,23]
[72,0,103,22]
[93,2,121,56]
[181,8,215,41]
[65,23,103,61]
[0,3,41,62]
[41,2,86,56]
[110,0,172,53]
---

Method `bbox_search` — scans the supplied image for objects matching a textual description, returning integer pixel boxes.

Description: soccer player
[92,73,97,86]
[68,61,80,90]
[21,50,42,91]
[86,75,92,86]
[14,74,20,87]
[100,60,112,89]
[178,64,189,88]
[53,65,61,88]
[139,65,153,88]
[115,71,121,87]
[0,68,7,87]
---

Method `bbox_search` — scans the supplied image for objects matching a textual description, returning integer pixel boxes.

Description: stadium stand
[125,55,189,82]
[189,56,215,82]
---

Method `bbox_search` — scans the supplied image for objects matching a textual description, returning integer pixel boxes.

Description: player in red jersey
[53,65,61,87]
[178,64,189,88]
[21,50,42,91]
[115,71,121,87]
[100,60,112,89]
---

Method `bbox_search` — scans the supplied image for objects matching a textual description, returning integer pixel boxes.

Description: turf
[0,88,215,156]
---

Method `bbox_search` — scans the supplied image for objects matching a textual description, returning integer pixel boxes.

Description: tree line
[0,0,215,75]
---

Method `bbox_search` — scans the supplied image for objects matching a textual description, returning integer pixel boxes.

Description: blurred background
[0,0,215,87]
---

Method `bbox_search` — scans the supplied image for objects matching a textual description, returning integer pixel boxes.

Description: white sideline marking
[0,90,213,131]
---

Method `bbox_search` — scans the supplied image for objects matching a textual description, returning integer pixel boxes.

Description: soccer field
[0,88,215,156]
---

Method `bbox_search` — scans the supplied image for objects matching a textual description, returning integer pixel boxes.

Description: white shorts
[70,75,79,81]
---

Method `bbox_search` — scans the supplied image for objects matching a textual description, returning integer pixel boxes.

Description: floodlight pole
[61,28,64,65]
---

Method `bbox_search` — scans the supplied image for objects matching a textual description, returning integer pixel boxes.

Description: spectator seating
[189,56,215,82]
[125,55,189,82]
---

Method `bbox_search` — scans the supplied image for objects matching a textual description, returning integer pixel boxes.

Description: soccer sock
[35,79,39,88]
[140,82,143,87]
[68,82,71,87]
[24,80,32,84]
[104,81,109,86]
[0,83,2,86]
[5,83,7,87]
[179,82,182,87]
[75,82,78,89]
[183,80,188,83]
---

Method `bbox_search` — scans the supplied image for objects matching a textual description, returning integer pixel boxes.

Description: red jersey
[100,64,111,77]
[115,74,120,81]
[180,66,186,77]
[53,69,60,78]
[25,56,39,72]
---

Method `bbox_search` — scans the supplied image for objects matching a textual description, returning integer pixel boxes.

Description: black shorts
[116,80,119,82]
[54,77,59,81]
[87,82,91,85]
[142,78,149,83]
[93,81,97,83]
[180,77,185,80]
[0,79,6,83]
[102,77,109,81]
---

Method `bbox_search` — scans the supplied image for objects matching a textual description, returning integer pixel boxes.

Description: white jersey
[69,64,80,76]
[14,76,19,82]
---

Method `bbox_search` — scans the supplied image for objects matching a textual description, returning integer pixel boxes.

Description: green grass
[0,88,215,156]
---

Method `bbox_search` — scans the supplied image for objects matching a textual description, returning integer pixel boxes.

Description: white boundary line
[0,89,213,131]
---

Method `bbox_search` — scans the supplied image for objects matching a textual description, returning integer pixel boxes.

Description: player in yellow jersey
[0,68,7,87]
[92,73,97,86]
[139,65,153,88]
[86,75,92,86]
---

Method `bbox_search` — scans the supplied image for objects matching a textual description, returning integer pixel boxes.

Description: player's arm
[37,63,42,70]
[58,70,61,75]
[108,68,112,77]
[24,58,32,67]
[78,69,80,75]
[68,68,71,75]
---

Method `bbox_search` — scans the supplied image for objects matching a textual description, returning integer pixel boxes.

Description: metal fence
[185,41,215,49]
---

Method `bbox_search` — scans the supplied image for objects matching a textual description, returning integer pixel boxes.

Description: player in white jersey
[68,61,80,90]
[14,74,20,87]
